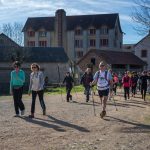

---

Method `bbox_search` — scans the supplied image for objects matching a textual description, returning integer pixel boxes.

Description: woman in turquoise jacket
[10,61,25,117]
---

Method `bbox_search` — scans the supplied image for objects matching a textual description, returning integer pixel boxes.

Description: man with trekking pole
[90,61,112,118]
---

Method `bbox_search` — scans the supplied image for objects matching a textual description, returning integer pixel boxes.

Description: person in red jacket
[122,72,131,100]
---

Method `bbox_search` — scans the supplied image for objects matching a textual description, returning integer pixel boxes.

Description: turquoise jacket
[10,69,25,92]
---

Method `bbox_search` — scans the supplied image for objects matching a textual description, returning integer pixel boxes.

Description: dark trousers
[124,87,130,99]
[13,87,25,115]
[131,86,136,95]
[141,86,147,100]
[84,85,91,101]
[113,83,117,95]
[31,90,46,114]
[66,86,72,101]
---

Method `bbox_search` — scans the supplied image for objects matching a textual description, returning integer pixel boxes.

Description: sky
[0,0,147,44]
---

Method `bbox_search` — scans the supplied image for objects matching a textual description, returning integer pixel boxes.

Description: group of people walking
[10,61,46,118]
[10,60,150,119]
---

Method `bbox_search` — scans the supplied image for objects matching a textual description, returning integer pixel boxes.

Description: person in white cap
[90,61,112,118]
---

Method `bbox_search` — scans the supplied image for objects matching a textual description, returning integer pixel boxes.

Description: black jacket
[80,72,93,87]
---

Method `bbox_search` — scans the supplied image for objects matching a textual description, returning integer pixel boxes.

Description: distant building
[77,49,146,74]
[134,32,150,70]
[22,9,123,62]
[122,44,134,53]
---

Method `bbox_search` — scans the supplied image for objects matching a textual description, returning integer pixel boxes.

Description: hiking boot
[43,109,46,115]
[21,109,25,116]
[29,114,34,118]
[14,114,19,117]
[100,110,106,118]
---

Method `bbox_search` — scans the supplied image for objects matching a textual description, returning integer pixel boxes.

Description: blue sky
[0,0,146,44]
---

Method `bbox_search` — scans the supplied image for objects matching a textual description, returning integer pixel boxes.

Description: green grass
[45,85,85,95]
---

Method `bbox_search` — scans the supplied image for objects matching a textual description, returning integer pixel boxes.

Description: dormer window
[75,27,82,35]
[39,31,47,37]
[88,28,96,35]
[100,26,108,35]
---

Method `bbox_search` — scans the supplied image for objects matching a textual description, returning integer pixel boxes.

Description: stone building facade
[22,9,123,62]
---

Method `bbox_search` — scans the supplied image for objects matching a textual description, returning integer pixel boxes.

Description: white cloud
[0,0,141,43]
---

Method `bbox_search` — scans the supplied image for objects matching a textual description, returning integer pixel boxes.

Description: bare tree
[0,22,24,46]
[132,0,150,35]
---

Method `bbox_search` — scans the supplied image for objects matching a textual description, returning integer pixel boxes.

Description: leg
[31,91,37,114]
[38,90,46,114]
[17,87,25,111]
[12,89,19,115]
[143,87,147,101]
[66,87,70,102]
[127,87,130,99]
[124,87,127,100]
[86,86,90,102]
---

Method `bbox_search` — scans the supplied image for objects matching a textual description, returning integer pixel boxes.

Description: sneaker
[21,110,25,116]
[29,114,34,118]
[43,109,46,115]
[100,110,106,118]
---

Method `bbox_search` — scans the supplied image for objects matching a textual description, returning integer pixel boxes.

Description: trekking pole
[73,85,79,100]
[91,86,96,116]
[57,64,63,102]
[112,95,118,111]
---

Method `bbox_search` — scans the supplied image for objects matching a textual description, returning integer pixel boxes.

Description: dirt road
[0,91,150,150]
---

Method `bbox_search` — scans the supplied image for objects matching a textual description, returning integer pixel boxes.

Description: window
[141,50,147,58]
[75,28,82,35]
[27,31,35,37]
[27,41,35,47]
[89,28,96,35]
[39,31,47,37]
[89,39,96,47]
[100,39,108,47]
[75,40,83,48]
[91,58,96,65]
[76,51,83,58]
[39,41,47,47]
[100,27,108,35]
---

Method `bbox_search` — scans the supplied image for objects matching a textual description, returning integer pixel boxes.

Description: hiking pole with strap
[57,64,63,102]
[91,86,96,116]
[112,94,118,111]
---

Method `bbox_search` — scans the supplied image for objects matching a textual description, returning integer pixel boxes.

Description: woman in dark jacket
[63,72,74,102]
[80,68,93,102]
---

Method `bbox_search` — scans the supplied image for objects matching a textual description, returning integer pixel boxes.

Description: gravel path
[0,90,150,150]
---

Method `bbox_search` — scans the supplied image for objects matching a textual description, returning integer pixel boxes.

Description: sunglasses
[32,66,37,69]
[14,66,19,68]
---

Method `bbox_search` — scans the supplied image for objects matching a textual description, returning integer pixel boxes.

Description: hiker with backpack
[90,61,112,118]
[122,72,131,100]
[63,72,74,102]
[80,67,93,102]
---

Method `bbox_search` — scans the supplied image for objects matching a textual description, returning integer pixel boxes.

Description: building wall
[23,10,123,62]
[0,62,69,94]
[134,34,150,70]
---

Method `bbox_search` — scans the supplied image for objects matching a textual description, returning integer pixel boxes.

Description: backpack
[97,70,108,81]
